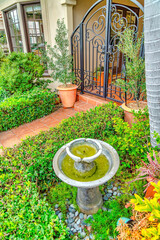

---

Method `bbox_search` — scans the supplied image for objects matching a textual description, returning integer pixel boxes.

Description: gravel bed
[53,181,135,239]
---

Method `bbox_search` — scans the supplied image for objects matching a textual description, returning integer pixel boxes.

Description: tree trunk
[144,0,160,147]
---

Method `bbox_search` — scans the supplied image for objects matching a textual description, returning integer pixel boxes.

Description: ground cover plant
[0,88,59,131]
[0,102,154,239]
[85,194,133,239]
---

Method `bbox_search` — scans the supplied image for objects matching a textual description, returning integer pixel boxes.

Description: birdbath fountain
[53,138,119,214]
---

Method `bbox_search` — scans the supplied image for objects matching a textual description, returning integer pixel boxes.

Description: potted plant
[43,19,77,108]
[131,151,160,198]
[116,29,146,126]
[117,182,160,240]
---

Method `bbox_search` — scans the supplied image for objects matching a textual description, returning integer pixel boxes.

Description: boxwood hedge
[0,88,59,132]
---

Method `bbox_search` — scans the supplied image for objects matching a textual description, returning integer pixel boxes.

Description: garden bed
[1,102,154,239]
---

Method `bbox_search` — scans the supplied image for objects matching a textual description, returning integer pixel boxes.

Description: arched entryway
[71,0,144,103]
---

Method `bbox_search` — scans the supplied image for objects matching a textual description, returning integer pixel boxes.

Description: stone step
[74,101,95,112]
[77,92,110,106]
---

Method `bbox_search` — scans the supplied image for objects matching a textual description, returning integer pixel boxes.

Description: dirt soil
[58,84,76,88]
[127,101,147,110]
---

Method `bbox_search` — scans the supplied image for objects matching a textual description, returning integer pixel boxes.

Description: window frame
[21,1,42,53]
[3,5,20,52]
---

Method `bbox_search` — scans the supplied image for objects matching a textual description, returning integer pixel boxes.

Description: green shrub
[0,52,51,94]
[105,108,150,179]
[0,47,6,67]
[0,88,59,131]
[48,182,77,214]
[85,196,132,239]
[0,173,69,239]
[0,87,10,103]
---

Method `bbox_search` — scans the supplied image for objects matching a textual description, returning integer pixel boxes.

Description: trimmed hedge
[0,88,59,131]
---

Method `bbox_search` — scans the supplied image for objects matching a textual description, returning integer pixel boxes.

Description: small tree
[43,19,75,87]
[116,29,146,107]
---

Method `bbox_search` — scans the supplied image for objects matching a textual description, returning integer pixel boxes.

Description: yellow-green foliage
[131,181,160,240]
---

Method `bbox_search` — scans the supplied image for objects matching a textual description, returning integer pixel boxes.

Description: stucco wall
[0,0,34,10]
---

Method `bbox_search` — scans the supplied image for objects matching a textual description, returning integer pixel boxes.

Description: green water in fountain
[71,143,97,158]
[61,154,109,182]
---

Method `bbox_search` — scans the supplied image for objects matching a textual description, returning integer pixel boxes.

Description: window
[24,3,45,56]
[3,2,45,56]
[6,8,23,52]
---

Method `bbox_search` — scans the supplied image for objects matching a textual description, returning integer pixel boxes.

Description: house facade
[0,0,144,98]
[0,0,144,52]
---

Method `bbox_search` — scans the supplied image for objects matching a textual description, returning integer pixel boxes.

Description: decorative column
[17,3,28,53]
[61,0,77,50]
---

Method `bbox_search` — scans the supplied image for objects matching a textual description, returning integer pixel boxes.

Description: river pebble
[53,181,123,239]
[79,213,84,219]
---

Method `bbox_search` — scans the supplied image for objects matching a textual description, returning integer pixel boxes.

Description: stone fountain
[53,138,119,214]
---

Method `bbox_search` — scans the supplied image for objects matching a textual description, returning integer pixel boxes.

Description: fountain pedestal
[77,187,103,214]
[53,139,119,215]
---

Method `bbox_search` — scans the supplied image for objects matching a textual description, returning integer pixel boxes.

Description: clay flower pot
[57,84,78,108]
[121,101,147,127]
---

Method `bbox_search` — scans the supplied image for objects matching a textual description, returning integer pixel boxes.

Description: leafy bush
[48,182,77,214]
[0,88,59,131]
[105,109,150,178]
[0,52,51,94]
[0,166,69,239]
[85,195,132,239]
[0,47,6,67]
[0,87,10,103]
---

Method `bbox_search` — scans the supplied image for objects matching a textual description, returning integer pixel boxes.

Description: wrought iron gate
[71,0,144,103]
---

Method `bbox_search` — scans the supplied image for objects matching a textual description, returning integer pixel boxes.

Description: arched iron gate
[71,0,144,103]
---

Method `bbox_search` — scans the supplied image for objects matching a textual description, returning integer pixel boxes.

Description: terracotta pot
[57,84,78,108]
[121,101,147,127]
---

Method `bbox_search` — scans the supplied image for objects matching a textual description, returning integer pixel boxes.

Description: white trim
[61,0,76,6]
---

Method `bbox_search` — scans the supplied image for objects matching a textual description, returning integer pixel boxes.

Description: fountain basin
[53,139,119,214]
